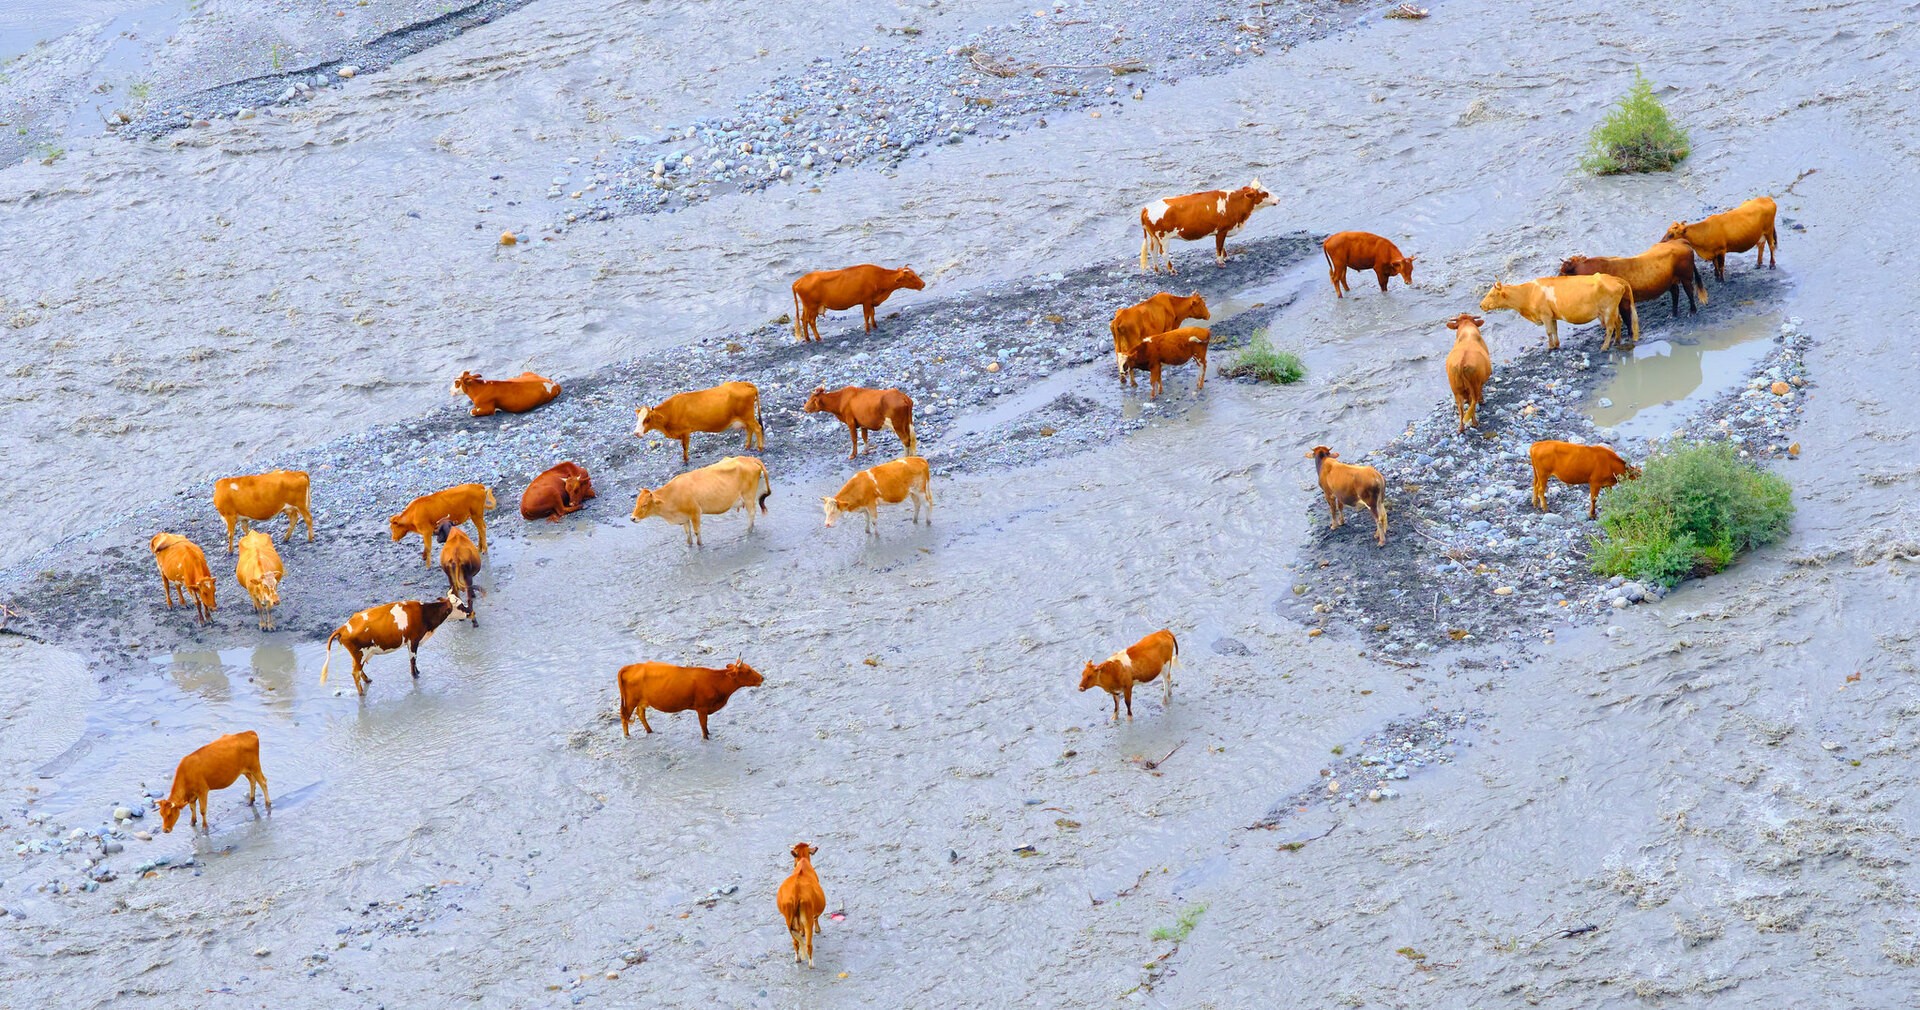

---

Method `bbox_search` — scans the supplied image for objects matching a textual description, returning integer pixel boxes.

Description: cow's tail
[757,466,773,512]
[318,628,341,685]
[1692,266,1710,307]
[1624,289,1640,345]
[483,487,498,510]
[791,288,804,341]
[1169,631,1180,667]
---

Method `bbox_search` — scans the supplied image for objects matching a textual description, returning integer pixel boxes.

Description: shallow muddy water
[5,0,1920,1006]
[1588,312,1779,436]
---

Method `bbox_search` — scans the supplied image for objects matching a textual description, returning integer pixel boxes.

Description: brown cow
[319,592,470,696]
[1078,629,1179,722]
[1559,241,1708,317]
[1444,314,1491,433]
[635,381,765,464]
[1529,440,1641,519]
[389,483,496,565]
[1478,276,1639,351]
[1321,231,1416,298]
[630,456,772,546]
[803,385,917,458]
[822,455,933,534]
[436,520,481,628]
[1662,195,1778,281]
[777,843,827,968]
[150,533,216,623]
[616,659,764,739]
[791,265,926,342]
[235,531,285,631]
[1307,446,1387,546]
[451,370,560,416]
[156,731,269,834]
[521,462,596,521]
[1138,180,1278,273]
[1121,326,1210,398]
[212,470,313,553]
[1111,292,1209,383]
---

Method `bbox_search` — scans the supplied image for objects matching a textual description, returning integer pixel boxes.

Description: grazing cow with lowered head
[1121,326,1209,398]
[1307,446,1387,546]
[1139,180,1278,273]
[822,455,932,535]
[235,531,284,631]
[1321,231,1416,298]
[616,659,764,739]
[1079,629,1179,722]
[631,455,772,547]
[635,381,765,464]
[436,520,481,628]
[777,843,827,968]
[390,483,495,565]
[150,533,216,623]
[319,592,470,696]
[1560,241,1708,317]
[1444,314,1491,433]
[1663,195,1778,281]
[1529,440,1641,519]
[1479,275,1639,351]
[451,370,560,416]
[804,385,917,458]
[211,469,313,553]
[791,265,925,342]
[1111,291,1209,383]
[521,461,595,521]
[156,730,269,834]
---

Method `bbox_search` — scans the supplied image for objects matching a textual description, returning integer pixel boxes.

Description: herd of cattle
[140,180,1779,965]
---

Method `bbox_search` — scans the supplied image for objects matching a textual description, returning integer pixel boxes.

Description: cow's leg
[349,647,369,695]
[253,768,271,811]
[1110,691,1120,723]
[866,506,879,537]
[1714,253,1726,282]
[1532,471,1549,512]
[1376,266,1391,292]
[197,795,210,833]
[409,642,421,679]
[1214,232,1228,265]
[844,422,859,459]
[690,515,703,547]
[161,576,174,608]
[697,711,711,740]
[1123,682,1135,721]
[1545,317,1559,350]
[863,303,877,331]
[1588,484,1601,520]
[223,515,238,553]
[745,497,757,532]
[1195,352,1206,391]
[420,531,432,566]
[1683,278,1697,314]
[474,514,488,553]
[1373,499,1388,546]
[639,706,653,734]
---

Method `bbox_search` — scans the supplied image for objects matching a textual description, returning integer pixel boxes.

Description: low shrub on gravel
[1591,442,1794,586]
[1582,69,1690,175]
[1223,333,1305,384]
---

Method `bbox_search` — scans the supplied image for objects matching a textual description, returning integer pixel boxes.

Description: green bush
[1581,70,1690,175]
[1222,332,1305,385]
[1591,442,1794,587]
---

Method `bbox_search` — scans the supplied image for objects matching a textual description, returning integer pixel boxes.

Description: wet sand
[5,0,1920,1006]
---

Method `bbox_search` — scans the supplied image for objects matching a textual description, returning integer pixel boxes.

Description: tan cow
[777,843,827,968]
[803,385,917,458]
[156,731,269,834]
[1120,326,1209,398]
[1663,195,1778,281]
[1529,440,1641,519]
[319,593,470,696]
[1078,629,1179,722]
[1307,446,1387,546]
[389,483,496,565]
[150,533,216,623]
[635,381,766,464]
[1478,275,1639,351]
[630,455,772,546]
[1444,314,1491,433]
[1111,291,1209,383]
[822,455,933,535]
[1138,180,1278,273]
[235,531,285,630]
[452,370,561,415]
[211,470,314,553]
[791,265,926,342]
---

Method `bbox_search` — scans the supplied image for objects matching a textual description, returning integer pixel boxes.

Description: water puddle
[1585,313,1779,436]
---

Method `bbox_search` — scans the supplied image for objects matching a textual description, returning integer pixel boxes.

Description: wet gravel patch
[567,0,1375,221]
[1283,279,1810,659]
[1250,708,1483,830]
[0,234,1318,669]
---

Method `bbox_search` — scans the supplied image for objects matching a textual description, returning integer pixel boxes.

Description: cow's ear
[1446,318,1458,330]
[1472,316,1485,326]
[1327,451,1339,459]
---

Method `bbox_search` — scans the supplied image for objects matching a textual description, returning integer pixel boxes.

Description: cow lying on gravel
[1321,231,1415,298]
[1138,180,1277,273]
[617,659,764,739]
[822,456,932,534]
[636,381,765,464]
[319,593,470,696]
[1444,314,1490,433]
[777,843,827,969]
[212,469,314,553]
[1079,629,1178,722]
[1529,440,1640,519]
[1120,327,1209,398]
[804,385,917,458]
[1111,291,1209,384]
[790,264,925,342]
[630,455,771,546]
[390,483,495,565]
[1663,195,1777,281]
[451,370,560,415]
[1307,446,1388,546]
[157,731,269,834]
[521,462,595,521]
[150,532,216,623]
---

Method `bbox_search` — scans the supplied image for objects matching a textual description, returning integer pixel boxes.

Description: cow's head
[725,660,765,689]
[893,266,926,291]
[1180,291,1211,321]
[388,514,411,542]
[1393,255,1416,285]
[790,842,817,862]
[631,489,660,522]
[149,532,171,555]
[1478,282,1517,313]
[1306,445,1338,467]
[451,371,479,397]
[1661,220,1692,243]
[820,496,847,528]
[156,797,184,833]
[1445,313,1485,334]
[803,386,830,413]
[433,518,454,543]
[192,577,217,611]
[1239,178,1278,211]
[445,589,474,622]
[1556,256,1587,276]
[1077,660,1105,692]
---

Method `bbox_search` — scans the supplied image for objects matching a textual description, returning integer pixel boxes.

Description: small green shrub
[1591,442,1793,587]
[1581,70,1690,175]
[1150,904,1207,943]
[1223,332,1304,385]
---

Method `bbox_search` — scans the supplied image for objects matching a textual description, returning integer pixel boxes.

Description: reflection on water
[164,649,231,703]
[1586,314,1778,435]
[250,644,299,714]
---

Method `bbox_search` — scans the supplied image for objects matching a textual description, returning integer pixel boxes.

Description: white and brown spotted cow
[319,593,470,696]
